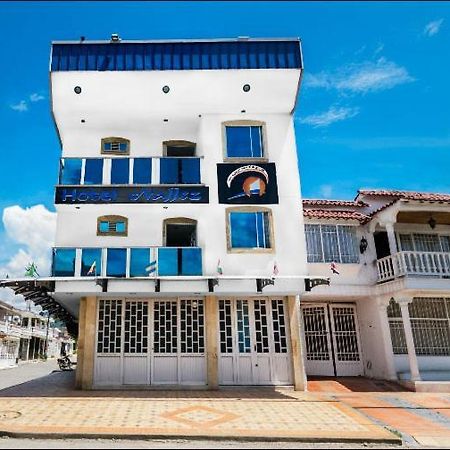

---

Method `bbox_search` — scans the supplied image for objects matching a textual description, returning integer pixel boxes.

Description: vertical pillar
[397,297,421,382]
[205,295,219,390]
[377,298,397,380]
[81,296,97,390]
[385,222,398,255]
[287,295,307,391]
[25,339,30,361]
[75,297,87,389]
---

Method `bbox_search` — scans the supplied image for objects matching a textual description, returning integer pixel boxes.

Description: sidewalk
[0,393,397,443]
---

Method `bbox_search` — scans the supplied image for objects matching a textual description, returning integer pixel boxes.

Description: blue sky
[0,1,449,274]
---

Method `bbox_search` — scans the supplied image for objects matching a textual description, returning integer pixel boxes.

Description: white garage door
[94,298,206,386]
[218,298,292,385]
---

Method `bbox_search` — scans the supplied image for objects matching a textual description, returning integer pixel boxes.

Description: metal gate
[94,298,206,386]
[218,298,292,385]
[301,303,363,377]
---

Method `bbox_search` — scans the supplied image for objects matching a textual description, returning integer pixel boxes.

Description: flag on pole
[145,260,157,275]
[217,259,223,275]
[87,261,97,276]
[272,261,279,276]
[330,262,340,275]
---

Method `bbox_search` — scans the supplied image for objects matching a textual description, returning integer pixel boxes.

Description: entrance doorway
[164,219,197,247]
[218,298,292,385]
[94,298,206,386]
[301,303,363,377]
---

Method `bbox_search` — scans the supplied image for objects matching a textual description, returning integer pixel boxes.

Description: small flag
[145,260,157,275]
[217,259,223,275]
[330,262,340,275]
[87,261,96,276]
[272,261,279,276]
[24,262,40,278]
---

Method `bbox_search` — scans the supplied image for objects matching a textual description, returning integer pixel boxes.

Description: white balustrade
[377,251,450,281]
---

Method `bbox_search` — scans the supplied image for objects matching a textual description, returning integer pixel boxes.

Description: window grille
[332,307,360,362]
[153,301,177,353]
[271,299,288,353]
[97,300,122,354]
[253,300,269,353]
[398,233,450,253]
[124,301,148,354]
[180,299,204,353]
[97,216,128,236]
[101,137,130,155]
[236,300,251,353]
[305,224,359,264]
[219,300,233,354]
[388,297,450,356]
[302,306,330,361]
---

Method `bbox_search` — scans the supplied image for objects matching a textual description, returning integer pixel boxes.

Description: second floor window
[399,233,450,253]
[84,159,103,185]
[227,209,273,251]
[111,159,130,184]
[305,224,359,263]
[224,122,265,159]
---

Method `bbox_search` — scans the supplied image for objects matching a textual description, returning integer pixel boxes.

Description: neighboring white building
[302,190,450,388]
[46,36,309,389]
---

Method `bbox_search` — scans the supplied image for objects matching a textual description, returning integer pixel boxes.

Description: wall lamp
[428,216,437,229]
[360,236,368,254]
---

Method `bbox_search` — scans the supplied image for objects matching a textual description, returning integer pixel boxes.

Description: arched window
[163,218,197,247]
[97,215,128,236]
[101,137,130,155]
[222,120,267,160]
[163,140,196,157]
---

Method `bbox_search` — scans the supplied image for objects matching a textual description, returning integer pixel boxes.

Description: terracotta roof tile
[303,209,370,223]
[357,189,450,202]
[302,199,368,207]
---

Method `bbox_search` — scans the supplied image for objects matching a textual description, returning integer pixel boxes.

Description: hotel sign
[217,163,279,204]
[55,186,209,204]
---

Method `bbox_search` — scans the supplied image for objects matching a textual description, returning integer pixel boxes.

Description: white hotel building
[2,37,449,390]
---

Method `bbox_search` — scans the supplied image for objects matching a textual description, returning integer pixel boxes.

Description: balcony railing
[59,157,202,186]
[52,246,203,278]
[377,251,450,282]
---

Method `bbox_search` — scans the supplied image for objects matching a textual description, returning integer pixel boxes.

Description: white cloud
[0,287,26,310]
[304,58,414,94]
[424,19,444,37]
[319,185,334,198]
[0,205,56,279]
[299,106,360,128]
[10,100,28,112]
[29,93,45,102]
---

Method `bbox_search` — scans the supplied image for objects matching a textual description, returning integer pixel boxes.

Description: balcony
[377,251,450,282]
[52,246,203,278]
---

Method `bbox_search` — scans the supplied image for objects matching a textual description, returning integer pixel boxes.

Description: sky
[0,1,449,283]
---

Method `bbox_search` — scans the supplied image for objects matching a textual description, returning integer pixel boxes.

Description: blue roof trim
[51,40,302,72]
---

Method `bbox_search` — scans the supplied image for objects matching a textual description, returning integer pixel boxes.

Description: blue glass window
[104,142,128,152]
[52,248,76,276]
[133,158,152,184]
[160,158,200,184]
[181,248,202,275]
[225,126,263,158]
[130,248,151,277]
[229,211,271,249]
[106,248,127,277]
[59,159,82,185]
[84,159,103,185]
[98,220,126,234]
[157,248,178,276]
[111,159,130,184]
[80,248,102,276]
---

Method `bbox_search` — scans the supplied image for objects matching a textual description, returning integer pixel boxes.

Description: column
[75,297,87,389]
[385,222,398,255]
[377,298,397,380]
[397,297,421,382]
[205,295,219,390]
[287,295,307,391]
[81,296,97,390]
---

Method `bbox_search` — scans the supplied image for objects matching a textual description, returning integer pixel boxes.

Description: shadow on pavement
[0,371,303,400]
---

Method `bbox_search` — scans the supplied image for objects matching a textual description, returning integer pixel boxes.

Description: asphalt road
[0,359,60,391]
